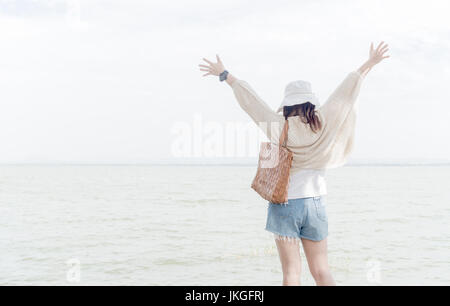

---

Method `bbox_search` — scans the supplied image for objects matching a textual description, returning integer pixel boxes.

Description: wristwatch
[219,70,229,82]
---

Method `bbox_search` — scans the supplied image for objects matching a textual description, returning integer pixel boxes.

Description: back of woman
[199,41,390,286]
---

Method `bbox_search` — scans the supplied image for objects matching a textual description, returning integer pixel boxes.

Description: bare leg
[301,238,335,286]
[275,238,302,286]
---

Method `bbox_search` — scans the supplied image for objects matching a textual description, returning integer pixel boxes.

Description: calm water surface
[0,165,449,285]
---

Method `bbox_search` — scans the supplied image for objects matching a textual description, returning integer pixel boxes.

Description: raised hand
[198,55,225,77]
[368,41,390,65]
[358,41,390,77]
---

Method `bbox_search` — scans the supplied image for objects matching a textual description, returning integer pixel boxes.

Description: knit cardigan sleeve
[231,79,285,143]
[319,71,364,128]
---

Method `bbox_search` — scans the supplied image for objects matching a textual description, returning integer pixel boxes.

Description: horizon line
[1,162,450,167]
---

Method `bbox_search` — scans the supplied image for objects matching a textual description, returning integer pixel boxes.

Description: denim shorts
[265,196,328,241]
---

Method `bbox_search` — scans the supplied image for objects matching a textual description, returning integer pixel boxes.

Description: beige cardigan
[231,71,364,173]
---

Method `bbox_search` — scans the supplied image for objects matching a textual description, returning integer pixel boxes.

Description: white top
[287,169,327,199]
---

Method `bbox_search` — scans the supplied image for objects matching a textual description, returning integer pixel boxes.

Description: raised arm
[199,55,284,142]
[320,41,390,127]
[357,41,390,77]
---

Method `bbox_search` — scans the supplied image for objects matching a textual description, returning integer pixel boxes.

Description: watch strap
[219,70,229,82]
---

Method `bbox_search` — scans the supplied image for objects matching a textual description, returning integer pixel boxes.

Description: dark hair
[283,102,322,133]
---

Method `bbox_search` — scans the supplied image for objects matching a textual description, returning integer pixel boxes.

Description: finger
[379,45,389,53]
[198,64,210,68]
[380,48,389,55]
[370,42,374,52]
[382,55,390,59]
[202,57,213,64]
[381,43,389,52]
[202,72,211,76]
[199,68,210,72]
[376,41,384,52]
[216,54,222,63]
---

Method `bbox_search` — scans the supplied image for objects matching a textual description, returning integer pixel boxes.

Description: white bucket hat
[277,80,320,113]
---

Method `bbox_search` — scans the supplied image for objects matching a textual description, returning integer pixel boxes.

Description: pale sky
[0,0,449,164]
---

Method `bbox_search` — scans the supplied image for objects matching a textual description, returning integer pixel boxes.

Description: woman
[199,42,389,286]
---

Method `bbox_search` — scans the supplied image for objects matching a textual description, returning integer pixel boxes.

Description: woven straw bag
[251,120,293,204]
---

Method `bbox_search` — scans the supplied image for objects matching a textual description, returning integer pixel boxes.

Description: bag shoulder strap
[278,119,289,147]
